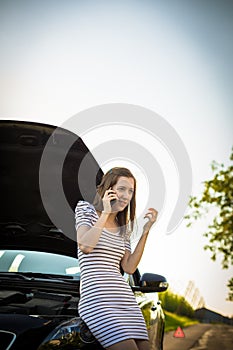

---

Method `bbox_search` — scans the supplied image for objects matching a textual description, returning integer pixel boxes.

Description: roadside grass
[164,311,199,332]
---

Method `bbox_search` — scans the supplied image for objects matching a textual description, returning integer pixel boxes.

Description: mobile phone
[110,199,117,206]
[109,188,117,206]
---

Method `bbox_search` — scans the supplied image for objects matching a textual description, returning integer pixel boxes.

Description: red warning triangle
[173,326,185,338]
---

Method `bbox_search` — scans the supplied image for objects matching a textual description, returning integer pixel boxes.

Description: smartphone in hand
[109,187,117,206]
[110,198,117,206]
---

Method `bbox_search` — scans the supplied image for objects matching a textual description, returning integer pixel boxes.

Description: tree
[185,148,233,299]
[227,278,233,302]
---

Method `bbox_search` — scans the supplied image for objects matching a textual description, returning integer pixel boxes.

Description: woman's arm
[77,211,109,253]
[121,208,158,274]
[77,189,118,254]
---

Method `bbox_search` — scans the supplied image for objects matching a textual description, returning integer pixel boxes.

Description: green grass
[164,311,199,332]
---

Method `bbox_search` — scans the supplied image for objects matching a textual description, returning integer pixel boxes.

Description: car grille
[0,330,16,350]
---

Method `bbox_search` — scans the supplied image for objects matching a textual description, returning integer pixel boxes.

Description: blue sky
[0,0,233,316]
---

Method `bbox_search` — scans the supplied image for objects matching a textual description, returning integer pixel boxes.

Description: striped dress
[75,200,149,348]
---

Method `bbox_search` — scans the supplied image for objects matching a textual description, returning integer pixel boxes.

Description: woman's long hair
[92,167,136,235]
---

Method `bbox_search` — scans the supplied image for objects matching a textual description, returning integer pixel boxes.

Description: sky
[0,0,233,317]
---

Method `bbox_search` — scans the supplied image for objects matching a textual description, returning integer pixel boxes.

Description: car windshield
[0,250,80,277]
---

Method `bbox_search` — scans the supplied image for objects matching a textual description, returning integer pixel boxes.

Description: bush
[159,290,194,318]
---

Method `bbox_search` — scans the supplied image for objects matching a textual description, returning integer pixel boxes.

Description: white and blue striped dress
[75,200,148,348]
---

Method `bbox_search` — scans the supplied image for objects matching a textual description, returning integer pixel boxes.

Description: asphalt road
[163,323,233,350]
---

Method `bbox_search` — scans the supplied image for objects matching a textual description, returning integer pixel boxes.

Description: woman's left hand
[143,208,158,234]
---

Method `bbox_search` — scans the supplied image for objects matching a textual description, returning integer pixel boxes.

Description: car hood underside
[0,120,103,257]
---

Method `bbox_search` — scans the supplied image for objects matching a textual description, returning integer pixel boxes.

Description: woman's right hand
[102,188,118,214]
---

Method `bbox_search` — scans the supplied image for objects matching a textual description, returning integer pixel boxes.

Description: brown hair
[93,167,136,235]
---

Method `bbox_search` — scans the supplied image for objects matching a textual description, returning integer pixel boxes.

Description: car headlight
[38,318,96,349]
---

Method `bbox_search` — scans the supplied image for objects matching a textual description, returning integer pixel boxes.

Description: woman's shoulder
[75,200,96,213]
[75,200,98,228]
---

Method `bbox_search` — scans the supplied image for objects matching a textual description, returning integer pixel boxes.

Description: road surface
[163,323,233,350]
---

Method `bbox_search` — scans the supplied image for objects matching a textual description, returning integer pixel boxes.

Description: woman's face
[111,176,135,212]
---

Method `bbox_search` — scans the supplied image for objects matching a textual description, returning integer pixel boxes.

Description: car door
[126,270,165,350]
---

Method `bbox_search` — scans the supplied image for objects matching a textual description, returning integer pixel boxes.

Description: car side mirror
[138,273,168,293]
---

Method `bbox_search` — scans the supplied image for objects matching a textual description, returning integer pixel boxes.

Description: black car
[0,120,168,350]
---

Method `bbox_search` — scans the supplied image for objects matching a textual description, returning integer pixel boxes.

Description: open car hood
[0,120,103,257]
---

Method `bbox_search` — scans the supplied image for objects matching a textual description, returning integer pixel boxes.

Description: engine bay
[0,288,79,317]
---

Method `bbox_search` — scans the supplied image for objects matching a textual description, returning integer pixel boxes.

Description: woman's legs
[106,339,139,350]
[135,339,150,350]
[105,338,150,350]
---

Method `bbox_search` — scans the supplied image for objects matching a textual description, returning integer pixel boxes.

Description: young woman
[75,167,158,350]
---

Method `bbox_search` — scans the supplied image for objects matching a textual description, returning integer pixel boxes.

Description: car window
[0,250,80,276]
[123,272,136,287]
